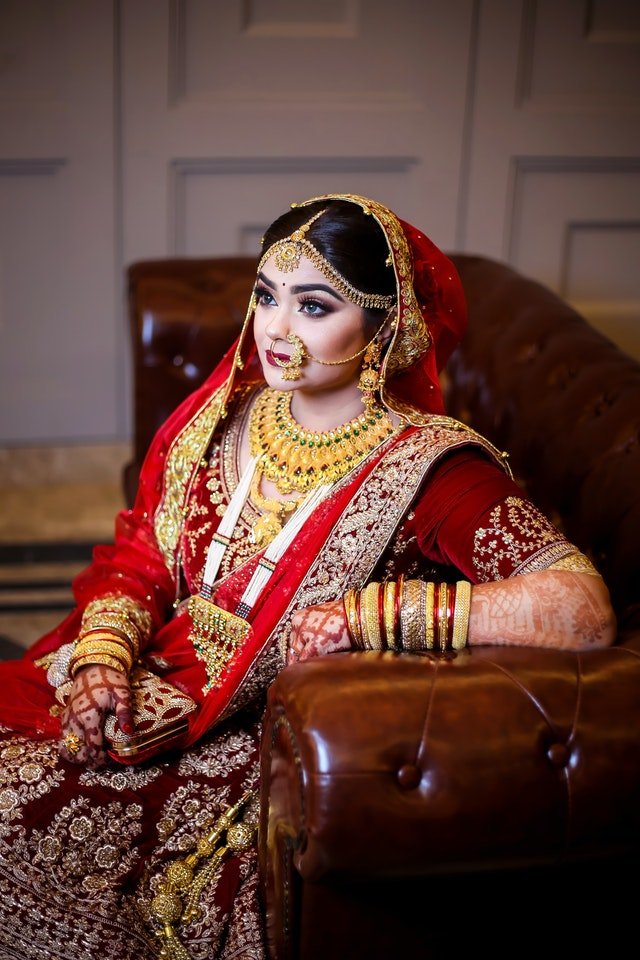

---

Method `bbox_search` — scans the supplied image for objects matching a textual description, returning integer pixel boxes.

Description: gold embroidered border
[154,387,226,572]
[473,496,574,582]
[223,419,510,692]
[297,193,428,375]
[547,551,600,576]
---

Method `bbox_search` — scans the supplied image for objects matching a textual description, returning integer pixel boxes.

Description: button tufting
[397,764,421,789]
[547,743,570,768]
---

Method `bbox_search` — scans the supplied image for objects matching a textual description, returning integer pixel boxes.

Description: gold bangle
[72,634,133,660]
[437,582,449,652]
[77,631,135,658]
[69,642,133,673]
[69,654,129,678]
[81,613,140,657]
[424,581,435,650]
[71,638,133,665]
[382,581,397,650]
[452,580,472,650]
[343,589,364,649]
[362,582,384,651]
[82,596,152,640]
[399,579,424,652]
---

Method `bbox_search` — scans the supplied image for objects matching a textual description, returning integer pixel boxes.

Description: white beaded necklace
[199,453,332,618]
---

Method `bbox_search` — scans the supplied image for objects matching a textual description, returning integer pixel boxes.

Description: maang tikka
[258,208,396,311]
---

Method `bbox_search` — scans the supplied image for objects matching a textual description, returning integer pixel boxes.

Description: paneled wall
[1,0,638,450]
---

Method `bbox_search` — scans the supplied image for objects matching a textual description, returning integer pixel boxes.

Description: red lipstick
[266,347,290,367]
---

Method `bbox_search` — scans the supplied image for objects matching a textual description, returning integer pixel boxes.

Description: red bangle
[447,583,456,650]
[395,575,405,641]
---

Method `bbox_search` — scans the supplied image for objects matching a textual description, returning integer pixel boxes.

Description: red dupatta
[147,195,486,745]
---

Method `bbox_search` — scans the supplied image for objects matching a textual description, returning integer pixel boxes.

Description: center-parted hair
[260,200,397,327]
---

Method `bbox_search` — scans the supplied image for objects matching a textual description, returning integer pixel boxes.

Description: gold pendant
[250,511,283,548]
[187,595,250,692]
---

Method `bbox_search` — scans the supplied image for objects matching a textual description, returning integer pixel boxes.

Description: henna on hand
[59,664,133,768]
[469,570,615,650]
[288,600,352,664]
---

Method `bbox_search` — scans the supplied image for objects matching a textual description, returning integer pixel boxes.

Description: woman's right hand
[59,664,133,768]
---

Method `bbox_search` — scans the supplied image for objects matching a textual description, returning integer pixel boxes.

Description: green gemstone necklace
[249,387,397,495]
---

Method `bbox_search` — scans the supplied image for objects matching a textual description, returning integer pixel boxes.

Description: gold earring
[358,335,383,415]
[272,333,307,381]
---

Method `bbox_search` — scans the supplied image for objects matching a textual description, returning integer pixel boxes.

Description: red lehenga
[0,195,575,960]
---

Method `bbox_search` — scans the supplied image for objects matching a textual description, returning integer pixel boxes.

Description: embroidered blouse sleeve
[411,448,577,582]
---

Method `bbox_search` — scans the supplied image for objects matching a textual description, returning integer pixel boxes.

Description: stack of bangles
[67,611,142,679]
[343,577,471,653]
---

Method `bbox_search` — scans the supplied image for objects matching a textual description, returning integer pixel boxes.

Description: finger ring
[63,731,83,755]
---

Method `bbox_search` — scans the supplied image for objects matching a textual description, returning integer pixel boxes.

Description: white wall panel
[170,156,418,256]
[0,0,119,444]
[519,0,640,108]
[2,0,638,447]
[562,221,640,360]
[121,0,475,268]
[505,158,640,355]
[462,0,640,358]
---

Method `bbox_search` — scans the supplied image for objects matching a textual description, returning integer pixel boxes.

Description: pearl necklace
[249,388,397,496]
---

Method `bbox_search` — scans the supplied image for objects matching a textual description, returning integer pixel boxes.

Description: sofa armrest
[260,640,640,890]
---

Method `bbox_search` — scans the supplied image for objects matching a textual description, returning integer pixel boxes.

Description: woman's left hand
[288,599,352,664]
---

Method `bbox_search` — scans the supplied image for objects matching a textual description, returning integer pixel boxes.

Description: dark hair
[261,199,396,330]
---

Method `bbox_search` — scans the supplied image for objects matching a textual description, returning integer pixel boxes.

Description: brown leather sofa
[126,254,640,958]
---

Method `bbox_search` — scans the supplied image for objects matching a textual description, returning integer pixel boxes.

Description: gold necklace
[249,470,301,548]
[249,388,397,495]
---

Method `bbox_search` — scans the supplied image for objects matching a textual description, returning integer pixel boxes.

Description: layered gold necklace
[249,388,397,504]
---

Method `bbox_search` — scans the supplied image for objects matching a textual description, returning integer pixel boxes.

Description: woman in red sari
[0,194,615,960]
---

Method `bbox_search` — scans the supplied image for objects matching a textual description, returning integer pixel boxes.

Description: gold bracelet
[81,618,140,658]
[382,581,398,650]
[362,582,384,651]
[69,640,133,670]
[78,630,135,658]
[424,581,435,650]
[437,582,449,652]
[70,643,132,674]
[80,613,140,658]
[343,589,364,649]
[81,595,152,640]
[399,579,425,652]
[452,580,472,650]
[69,653,129,678]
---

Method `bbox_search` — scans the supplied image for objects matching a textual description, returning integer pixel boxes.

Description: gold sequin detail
[154,388,226,571]
[473,496,576,581]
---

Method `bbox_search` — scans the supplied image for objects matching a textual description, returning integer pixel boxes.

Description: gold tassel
[150,791,256,960]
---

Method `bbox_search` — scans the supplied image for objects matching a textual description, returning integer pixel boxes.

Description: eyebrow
[256,271,344,302]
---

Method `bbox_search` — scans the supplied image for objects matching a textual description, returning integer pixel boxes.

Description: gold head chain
[257,208,395,311]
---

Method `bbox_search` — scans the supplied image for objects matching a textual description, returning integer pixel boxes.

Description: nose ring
[270,334,307,381]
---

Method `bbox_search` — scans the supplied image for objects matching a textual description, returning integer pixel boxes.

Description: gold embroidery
[134,731,263,956]
[267,419,509,660]
[154,387,226,572]
[0,722,265,958]
[473,496,575,582]
[548,551,600,576]
[0,739,65,829]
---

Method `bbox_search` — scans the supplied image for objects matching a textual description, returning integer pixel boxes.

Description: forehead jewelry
[258,209,396,311]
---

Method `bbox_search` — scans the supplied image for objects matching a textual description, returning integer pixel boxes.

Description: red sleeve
[412,447,572,582]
